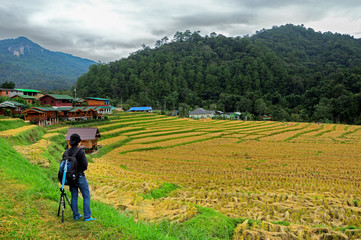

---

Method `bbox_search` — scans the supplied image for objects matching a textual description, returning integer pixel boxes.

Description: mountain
[76,24,361,124]
[0,37,96,90]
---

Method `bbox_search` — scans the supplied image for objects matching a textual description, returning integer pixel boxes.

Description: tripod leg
[64,192,72,208]
[61,194,65,223]
[57,193,63,216]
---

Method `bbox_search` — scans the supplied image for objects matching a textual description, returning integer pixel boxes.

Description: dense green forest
[0,37,96,90]
[76,24,361,124]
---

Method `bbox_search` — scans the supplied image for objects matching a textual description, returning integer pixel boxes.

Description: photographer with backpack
[63,133,95,221]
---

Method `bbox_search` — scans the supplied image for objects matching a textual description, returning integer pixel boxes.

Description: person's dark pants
[70,175,91,219]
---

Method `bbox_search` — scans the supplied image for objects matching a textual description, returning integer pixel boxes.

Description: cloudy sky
[1,0,361,62]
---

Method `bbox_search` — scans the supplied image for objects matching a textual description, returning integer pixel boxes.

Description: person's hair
[69,133,81,147]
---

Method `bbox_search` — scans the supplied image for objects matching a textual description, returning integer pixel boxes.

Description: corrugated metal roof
[83,107,95,111]
[34,107,61,112]
[86,97,109,101]
[22,108,45,114]
[13,95,36,99]
[189,108,215,115]
[0,101,26,108]
[69,107,84,112]
[74,98,86,102]
[15,89,41,93]
[65,128,101,141]
[0,88,22,92]
[128,107,153,111]
[56,107,73,111]
[41,94,74,100]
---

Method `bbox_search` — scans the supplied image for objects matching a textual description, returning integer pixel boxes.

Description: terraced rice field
[3,113,361,239]
[0,125,37,137]
[85,112,361,239]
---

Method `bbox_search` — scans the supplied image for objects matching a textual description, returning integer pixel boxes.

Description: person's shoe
[74,214,82,221]
[84,217,95,221]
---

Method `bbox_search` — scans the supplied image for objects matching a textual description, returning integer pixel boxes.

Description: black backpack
[58,148,81,185]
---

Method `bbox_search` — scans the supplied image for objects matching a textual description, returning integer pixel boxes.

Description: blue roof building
[128,107,153,112]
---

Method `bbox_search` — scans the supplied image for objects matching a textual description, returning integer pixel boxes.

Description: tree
[178,103,191,117]
[0,81,15,89]
[218,93,241,112]
[254,99,268,115]
[313,98,332,122]
[74,26,361,124]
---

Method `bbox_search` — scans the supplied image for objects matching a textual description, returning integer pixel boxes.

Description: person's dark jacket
[62,146,88,176]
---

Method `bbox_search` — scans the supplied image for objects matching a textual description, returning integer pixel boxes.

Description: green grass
[271,221,290,226]
[100,127,146,140]
[7,126,47,145]
[98,118,178,132]
[0,119,28,131]
[176,206,240,240]
[119,136,222,155]
[87,137,133,162]
[338,127,361,138]
[339,225,361,231]
[143,183,181,199]
[140,132,209,145]
[315,124,337,137]
[130,129,199,139]
[252,123,304,141]
[283,123,319,142]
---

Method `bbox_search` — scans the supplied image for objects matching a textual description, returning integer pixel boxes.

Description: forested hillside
[76,24,361,124]
[0,37,96,90]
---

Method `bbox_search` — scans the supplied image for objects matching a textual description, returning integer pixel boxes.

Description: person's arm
[79,150,88,170]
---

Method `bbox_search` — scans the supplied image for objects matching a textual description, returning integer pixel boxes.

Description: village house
[57,107,73,119]
[11,95,39,104]
[0,88,23,98]
[0,100,27,116]
[82,107,98,119]
[85,97,113,114]
[67,107,85,120]
[15,91,113,125]
[15,89,42,98]
[57,106,100,120]
[65,127,101,153]
[22,107,61,126]
[74,98,88,106]
[189,108,215,119]
[39,94,74,107]
[85,97,110,106]
[94,106,112,114]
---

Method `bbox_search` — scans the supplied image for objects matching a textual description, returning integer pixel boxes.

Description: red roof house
[40,94,73,107]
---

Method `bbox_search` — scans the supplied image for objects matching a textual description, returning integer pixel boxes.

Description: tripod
[57,187,71,222]
[57,160,71,223]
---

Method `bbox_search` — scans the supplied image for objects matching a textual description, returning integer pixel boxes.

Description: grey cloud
[0,7,29,31]
[221,0,361,9]
[1,0,360,62]
[172,12,254,30]
[151,29,168,36]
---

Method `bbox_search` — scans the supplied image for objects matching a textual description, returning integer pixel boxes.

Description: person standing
[64,133,95,221]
